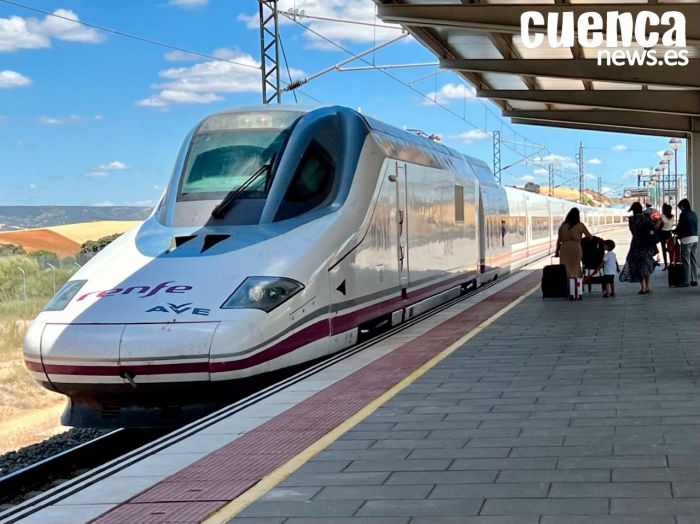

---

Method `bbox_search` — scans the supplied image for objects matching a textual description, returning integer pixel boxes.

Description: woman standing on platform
[555,207,592,301]
[622,201,657,294]
[659,203,675,270]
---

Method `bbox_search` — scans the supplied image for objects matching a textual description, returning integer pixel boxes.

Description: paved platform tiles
[232,236,700,523]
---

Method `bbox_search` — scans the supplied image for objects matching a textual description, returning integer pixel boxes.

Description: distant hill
[0,206,151,231]
[514,187,623,207]
[0,220,143,257]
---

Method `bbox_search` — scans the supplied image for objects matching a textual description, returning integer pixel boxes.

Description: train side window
[454,185,465,223]
[277,140,335,220]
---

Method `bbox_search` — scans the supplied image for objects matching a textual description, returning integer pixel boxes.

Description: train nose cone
[36,321,218,395]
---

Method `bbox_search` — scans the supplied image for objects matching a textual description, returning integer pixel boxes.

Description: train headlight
[44,280,87,311]
[221,277,304,313]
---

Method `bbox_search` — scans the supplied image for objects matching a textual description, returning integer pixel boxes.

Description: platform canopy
[375,0,700,139]
[375,0,700,206]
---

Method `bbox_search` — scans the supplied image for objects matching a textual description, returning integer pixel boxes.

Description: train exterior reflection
[23,106,625,427]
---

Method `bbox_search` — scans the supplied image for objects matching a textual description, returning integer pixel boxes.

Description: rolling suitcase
[668,236,685,287]
[669,236,682,264]
[668,263,685,287]
[542,262,568,298]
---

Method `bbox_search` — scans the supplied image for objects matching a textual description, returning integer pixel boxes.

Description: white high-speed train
[24,106,624,427]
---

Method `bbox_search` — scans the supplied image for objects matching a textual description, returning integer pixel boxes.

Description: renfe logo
[520,10,688,67]
[77,281,192,301]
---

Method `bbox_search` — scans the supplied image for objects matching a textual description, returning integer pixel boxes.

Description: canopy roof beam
[503,109,700,133]
[479,90,700,116]
[441,59,700,88]
[511,118,688,138]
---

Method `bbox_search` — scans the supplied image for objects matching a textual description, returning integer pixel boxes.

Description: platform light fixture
[670,138,682,216]
[662,152,674,206]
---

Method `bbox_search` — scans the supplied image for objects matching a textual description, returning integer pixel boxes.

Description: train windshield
[177,111,300,202]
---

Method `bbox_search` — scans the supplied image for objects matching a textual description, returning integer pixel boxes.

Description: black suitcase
[668,263,685,287]
[542,263,568,298]
[581,236,605,271]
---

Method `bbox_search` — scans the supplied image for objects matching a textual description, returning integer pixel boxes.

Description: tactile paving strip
[92,272,539,524]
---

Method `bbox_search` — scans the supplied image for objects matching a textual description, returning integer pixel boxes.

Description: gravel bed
[0,427,109,477]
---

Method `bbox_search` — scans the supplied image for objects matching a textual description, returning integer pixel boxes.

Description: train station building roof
[375,0,700,205]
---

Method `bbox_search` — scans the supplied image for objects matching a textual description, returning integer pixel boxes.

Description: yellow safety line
[203,283,539,524]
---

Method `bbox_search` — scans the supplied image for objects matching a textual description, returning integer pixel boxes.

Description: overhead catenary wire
[284,11,404,31]
[279,34,298,104]
[281,33,408,92]
[279,11,544,158]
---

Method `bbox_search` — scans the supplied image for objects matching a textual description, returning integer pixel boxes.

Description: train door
[394,162,410,294]
[478,192,486,274]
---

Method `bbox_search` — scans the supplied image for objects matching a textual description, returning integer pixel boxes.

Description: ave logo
[146,302,210,316]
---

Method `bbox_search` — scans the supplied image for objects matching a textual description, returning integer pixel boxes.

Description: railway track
[0,429,164,506]
[0,270,522,524]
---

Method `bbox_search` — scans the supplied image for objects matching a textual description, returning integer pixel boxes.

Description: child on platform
[601,239,620,298]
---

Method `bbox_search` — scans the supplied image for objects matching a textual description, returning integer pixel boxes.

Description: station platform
[9,227,700,524]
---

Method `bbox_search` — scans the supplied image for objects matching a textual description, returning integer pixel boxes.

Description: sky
[0,0,688,206]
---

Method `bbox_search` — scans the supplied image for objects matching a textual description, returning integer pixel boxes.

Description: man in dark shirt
[675,199,698,287]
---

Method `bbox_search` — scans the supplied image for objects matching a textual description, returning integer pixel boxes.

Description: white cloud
[611,144,628,152]
[519,175,535,182]
[0,70,31,88]
[423,83,476,105]
[601,186,612,195]
[130,199,158,207]
[528,153,577,170]
[450,129,491,145]
[585,173,597,180]
[138,51,303,108]
[238,0,404,49]
[98,161,129,171]
[164,50,201,62]
[29,183,37,189]
[164,47,243,63]
[587,158,602,165]
[533,168,548,176]
[137,90,223,107]
[11,139,35,147]
[169,0,208,7]
[0,9,103,53]
[38,116,62,125]
[38,114,101,125]
[87,160,130,177]
[93,200,114,206]
[624,167,651,179]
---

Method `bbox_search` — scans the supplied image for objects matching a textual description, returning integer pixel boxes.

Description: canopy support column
[690,133,700,209]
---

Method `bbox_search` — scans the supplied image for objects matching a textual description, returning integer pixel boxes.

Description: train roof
[204,105,496,185]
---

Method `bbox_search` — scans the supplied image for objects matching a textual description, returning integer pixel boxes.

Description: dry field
[48,220,141,244]
[0,229,80,257]
[0,221,143,454]
[0,304,68,454]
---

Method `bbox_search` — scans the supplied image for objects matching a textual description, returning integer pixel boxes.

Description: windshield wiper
[211,157,274,219]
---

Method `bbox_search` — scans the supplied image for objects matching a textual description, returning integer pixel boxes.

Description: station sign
[623,187,650,198]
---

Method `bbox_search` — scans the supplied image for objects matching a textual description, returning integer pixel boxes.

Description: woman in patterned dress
[623,201,657,294]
